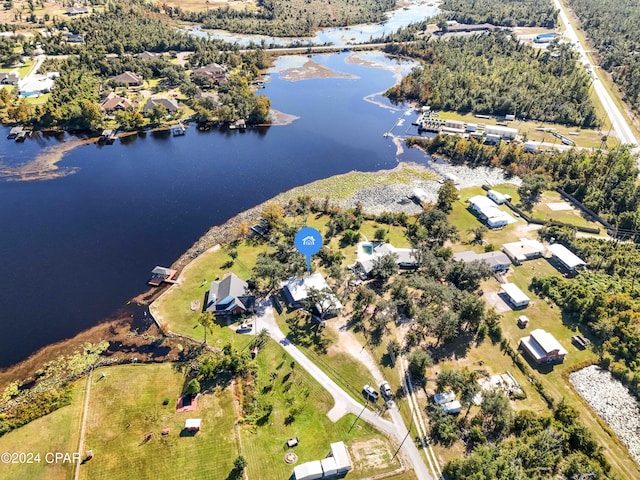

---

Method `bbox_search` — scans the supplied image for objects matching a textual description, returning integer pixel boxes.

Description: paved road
[255,302,433,480]
[554,0,638,150]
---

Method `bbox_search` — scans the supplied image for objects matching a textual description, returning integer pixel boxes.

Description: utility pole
[349,400,369,433]
[392,406,415,460]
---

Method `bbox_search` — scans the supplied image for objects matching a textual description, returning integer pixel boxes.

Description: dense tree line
[566,0,640,115]
[439,0,558,28]
[385,31,598,127]
[444,399,614,479]
[172,0,396,37]
[407,135,639,229]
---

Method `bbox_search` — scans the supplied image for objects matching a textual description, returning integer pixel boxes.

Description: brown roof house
[109,71,144,87]
[100,92,135,113]
[192,63,228,84]
[143,96,179,114]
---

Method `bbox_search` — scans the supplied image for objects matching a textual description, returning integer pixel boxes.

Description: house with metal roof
[143,96,179,114]
[501,282,530,308]
[547,243,586,273]
[453,250,511,272]
[468,195,515,229]
[282,273,342,319]
[502,239,545,264]
[206,273,255,316]
[520,329,567,363]
[293,460,324,480]
[353,242,418,277]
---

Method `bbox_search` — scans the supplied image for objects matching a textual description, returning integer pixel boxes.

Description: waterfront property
[192,63,229,84]
[453,250,511,273]
[148,266,178,286]
[520,328,567,363]
[205,273,256,316]
[143,96,179,114]
[100,92,135,113]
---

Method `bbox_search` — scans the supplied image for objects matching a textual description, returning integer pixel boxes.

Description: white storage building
[293,461,324,480]
[487,189,510,204]
[442,400,462,414]
[330,442,352,474]
[501,283,530,308]
[547,243,586,273]
[485,125,518,140]
[468,195,515,229]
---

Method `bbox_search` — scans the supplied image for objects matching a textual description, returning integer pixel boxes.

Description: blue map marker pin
[294,227,323,273]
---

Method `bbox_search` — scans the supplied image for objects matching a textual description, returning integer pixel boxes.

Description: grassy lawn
[242,341,402,480]
[0,381,85,480]
[151,240,266,340]
[277,167,436,203]
[80,363,238,480]
[436,110,604,149]
[478,261,640,478]
[24,93,50,105]
[274,309,378,404]
[17,61,33,78]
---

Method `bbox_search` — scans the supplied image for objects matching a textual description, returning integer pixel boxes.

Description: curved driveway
[256,303,433,480]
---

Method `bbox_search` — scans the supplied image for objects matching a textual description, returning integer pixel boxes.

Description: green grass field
[151,241,265,340]
[0,381,85,480]
[80,363,238,480]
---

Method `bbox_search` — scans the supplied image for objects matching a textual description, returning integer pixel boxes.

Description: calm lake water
[0,52,424,367]
[188,0,440,46]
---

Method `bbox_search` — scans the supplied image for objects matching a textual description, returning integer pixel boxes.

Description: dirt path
[74,369,93,480]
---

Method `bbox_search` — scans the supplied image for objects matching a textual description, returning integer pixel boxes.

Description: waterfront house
[109,71,144,87]
[520,329,568,363]
[143,96,179,114]
[205,273,255,316]
[100,92,135,113]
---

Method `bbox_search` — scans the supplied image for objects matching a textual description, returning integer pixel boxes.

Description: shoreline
[0,154,520,384]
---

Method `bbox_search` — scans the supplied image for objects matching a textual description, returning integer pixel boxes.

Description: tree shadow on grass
[225,468,243,480]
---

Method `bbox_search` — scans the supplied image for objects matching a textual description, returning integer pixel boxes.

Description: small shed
[487,189,508,205]
[184,418,201,432]
[433,391,456,405]
[517,315,529,327]
[501,283,530,308]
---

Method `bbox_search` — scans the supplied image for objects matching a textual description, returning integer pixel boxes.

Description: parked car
[237,322,253,332]
[363,384,379,402]
[380,381,393,399]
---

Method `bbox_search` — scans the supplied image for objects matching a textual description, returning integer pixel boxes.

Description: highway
[553,0,638,149]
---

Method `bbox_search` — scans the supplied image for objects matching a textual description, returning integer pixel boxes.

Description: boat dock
[99,129,118,144]
[171,123,186,136]
[7,126,32,141]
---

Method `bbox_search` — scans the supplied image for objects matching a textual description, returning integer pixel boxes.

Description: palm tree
[253,327,270,348]
[196,311,214,344]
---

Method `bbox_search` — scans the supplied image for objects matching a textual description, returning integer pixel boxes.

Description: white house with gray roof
[352,242,418,277]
